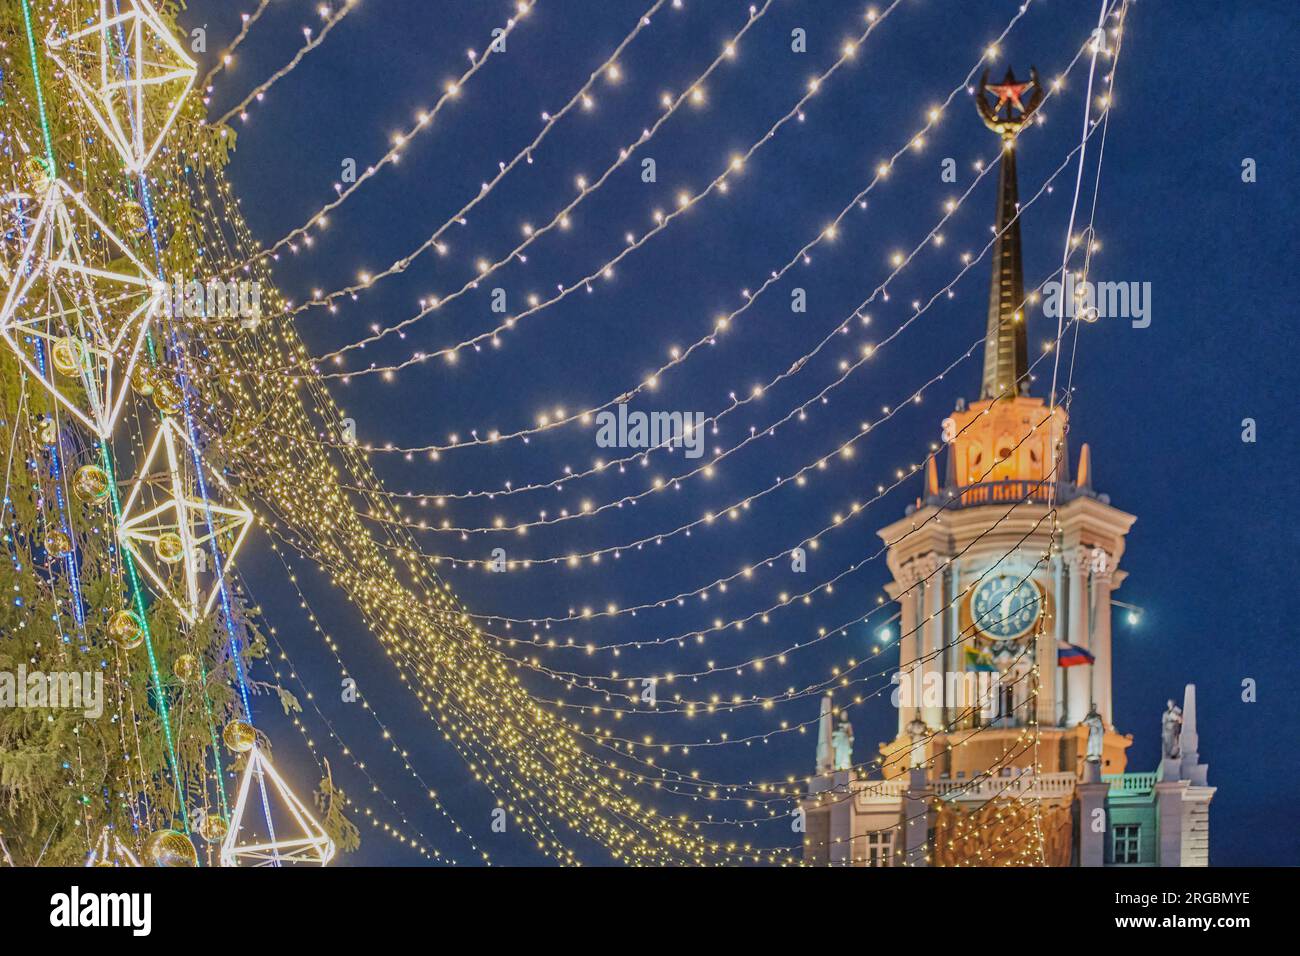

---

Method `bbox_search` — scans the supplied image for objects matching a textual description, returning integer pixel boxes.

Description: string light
[238,0,541,263]
[343,109,1106,556]
[273,0,764,326]
[199,0,275,90]
[212,0,361,128]
[293,0,1038,470]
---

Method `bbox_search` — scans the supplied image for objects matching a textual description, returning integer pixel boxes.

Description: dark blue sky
[182,0,1299,865]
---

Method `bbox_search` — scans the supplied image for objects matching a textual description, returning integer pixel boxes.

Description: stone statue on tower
[907,716,928,769]
[831,717,855,772]
[1083,704,1105,763]
[815,695,833,776]
[1161,699,1183,759]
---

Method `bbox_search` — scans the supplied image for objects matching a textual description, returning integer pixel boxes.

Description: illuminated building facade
[801,69,1213,867]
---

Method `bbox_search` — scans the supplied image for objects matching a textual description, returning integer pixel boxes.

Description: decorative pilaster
[1052,552,1066,723]
[827,770,854,865]
[945,560,961,726]
[918,554,946,728]
[1076,761,1108,867]
[1088,548,1115,726]
[894,560,925,736]
[902,766,931,867]
[1064,546,1091,725]
[1154,780,1189,867]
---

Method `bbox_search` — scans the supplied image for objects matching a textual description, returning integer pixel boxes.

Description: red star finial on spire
[986,77,1034,114]
[977,67,1041,137]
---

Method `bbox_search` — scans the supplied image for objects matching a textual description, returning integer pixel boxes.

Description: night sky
[179,0,1299,865]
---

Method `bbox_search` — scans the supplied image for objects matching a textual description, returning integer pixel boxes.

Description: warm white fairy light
[10,0,1128,863]
[280,0,767,331]
[241,0,540,263]
[285,485,1058,768]
[298,0,1038,466]
[212,0,360,128]
[322,55,1097,522]
[385,334,1076,627]
[200,0,275,88]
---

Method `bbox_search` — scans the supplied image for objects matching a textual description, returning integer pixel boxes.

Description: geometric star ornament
[220,747,336,868]
[117,417,253,625]
[45,0,197,174]
[0,179,158,440]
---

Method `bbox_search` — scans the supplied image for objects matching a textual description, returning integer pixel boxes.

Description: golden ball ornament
[50,337,84,376]
[72,464,110,503]
[154,531,186,564]
[130,363,155,396]
[45,530,73,557]
[144,829,197,868]
[108,609,145,650]
[151,376,183,414]
[174,653,201,684]
[24,156,52,194]
[199,815,228,843]
[120,200,148,234]
[222,718,257,754]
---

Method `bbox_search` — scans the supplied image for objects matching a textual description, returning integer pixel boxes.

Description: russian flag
[964,646,997,672]
[1057,642,1094,667]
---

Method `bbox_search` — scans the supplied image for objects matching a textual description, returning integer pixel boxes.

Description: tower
[801,69,1213,866]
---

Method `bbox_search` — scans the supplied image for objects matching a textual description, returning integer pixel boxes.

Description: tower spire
[975,67,1042,399]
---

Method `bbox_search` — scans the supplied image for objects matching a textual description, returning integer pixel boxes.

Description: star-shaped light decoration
[976,67,1043,138]
[986,77,1034,115]
[221,747,336,868]
[117,417,254,625]
[45,0,196,174]
[0,179,158,440]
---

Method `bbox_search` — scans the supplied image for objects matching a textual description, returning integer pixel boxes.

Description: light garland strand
[291,0,1043,478]
[284,0,777,335]
[349,113,1102,552]
[296,0,922,379]
[199,0,276,91]
[212,0,362,128]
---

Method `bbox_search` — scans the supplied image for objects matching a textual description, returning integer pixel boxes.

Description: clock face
[970,575,1042,641]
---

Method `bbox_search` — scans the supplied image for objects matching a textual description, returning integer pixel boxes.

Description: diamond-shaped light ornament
[117,418,253,625]
[0,179,158,439]
[221,747,336,868]
[45,0,197,175]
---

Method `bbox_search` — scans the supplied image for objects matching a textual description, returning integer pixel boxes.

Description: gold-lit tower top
[975,67,1042,400]
[921,66,1067,502]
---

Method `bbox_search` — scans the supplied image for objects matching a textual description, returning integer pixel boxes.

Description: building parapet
[848,770,1080,808]
[1104,771,1158,795]
[912,480,1110,515]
